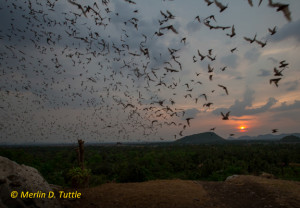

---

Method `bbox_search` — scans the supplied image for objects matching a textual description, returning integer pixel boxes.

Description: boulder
[0,156,61,208]
[225,174,239,181]
[260,172,276,179]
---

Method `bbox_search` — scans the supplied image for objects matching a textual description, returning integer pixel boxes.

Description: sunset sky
[0,0,300,144]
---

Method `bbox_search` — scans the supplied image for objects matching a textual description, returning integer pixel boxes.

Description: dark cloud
[220,54,239,69]
[257,69,271,77]
[270,108,300,122]
[267,57,278,64]
[230,118,254,121]
[235,76,244,80]
[284,80,299,91]
[271,100,300,111]
[181,108,200,119]
[269,18,300,43]
[244,47,261,62]
[212,88,278,117]
[0,1,75,48]
[110,0,136,25]
[186,21,201,33]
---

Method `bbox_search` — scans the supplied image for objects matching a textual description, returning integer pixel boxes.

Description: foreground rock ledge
[0,156,61,208]
[62,175,300,208]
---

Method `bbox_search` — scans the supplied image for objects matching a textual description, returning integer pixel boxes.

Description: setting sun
[238,125,247,132]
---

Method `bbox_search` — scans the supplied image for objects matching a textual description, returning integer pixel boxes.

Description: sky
[0,0,300,144]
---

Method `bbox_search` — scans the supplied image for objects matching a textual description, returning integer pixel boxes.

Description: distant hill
[228,133,300,141]
[280,135,300,142]
[175,132,226,144]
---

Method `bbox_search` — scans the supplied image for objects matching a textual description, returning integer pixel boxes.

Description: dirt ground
[59,175,300,208]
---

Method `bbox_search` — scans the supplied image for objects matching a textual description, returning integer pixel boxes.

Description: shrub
[67,167,91,188]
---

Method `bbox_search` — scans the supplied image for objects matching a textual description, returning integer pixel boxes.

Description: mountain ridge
[175,132,226,144]
[227,133,300,141]
[280,135,300,142]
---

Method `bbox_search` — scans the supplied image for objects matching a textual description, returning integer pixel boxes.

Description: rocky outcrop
[0,156,61,208]
[225,174,239,181]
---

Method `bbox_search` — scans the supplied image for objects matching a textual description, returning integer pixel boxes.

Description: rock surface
[0,156,61,208]
[61,175,300,208]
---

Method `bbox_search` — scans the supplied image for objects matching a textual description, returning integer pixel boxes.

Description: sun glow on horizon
[238,125,247,132]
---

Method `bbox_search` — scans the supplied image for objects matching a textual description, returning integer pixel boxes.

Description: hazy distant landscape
[1,133,300,188]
